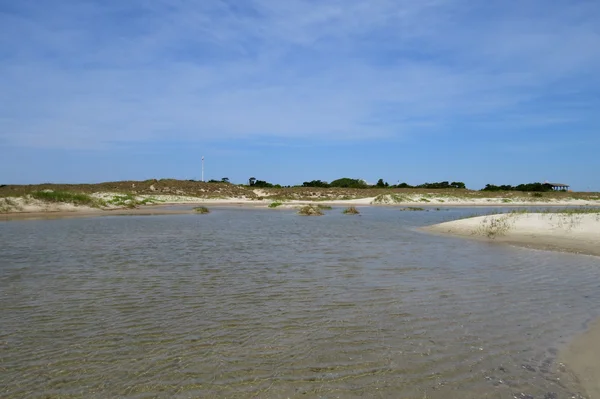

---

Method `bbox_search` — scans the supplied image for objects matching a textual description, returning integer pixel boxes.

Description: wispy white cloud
[1,0,599,149]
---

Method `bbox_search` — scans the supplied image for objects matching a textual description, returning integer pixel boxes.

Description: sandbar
[421,212,600,257]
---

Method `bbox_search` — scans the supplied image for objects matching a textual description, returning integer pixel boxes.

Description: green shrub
[298,205,324,216]
[194,206,210,214]
[268,201,283,208]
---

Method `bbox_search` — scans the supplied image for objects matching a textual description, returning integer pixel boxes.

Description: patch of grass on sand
[298,205,324,216]
[30,191,98,206]
[499,207,600,216]
[268,201,283,208]
[342,206,360,215]
[105,194,158,209]
[193,206,210,214]
[372,193,413,204]
[540,207,600,214]
[476,215,515,238]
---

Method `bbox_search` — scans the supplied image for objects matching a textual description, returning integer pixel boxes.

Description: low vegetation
[268,201,283,208]
[193,206,210,214]
[0,180,597,212]
[105,194,158,209]
[400,207,425,211]
[372,194,413,204]
[342,206,360,215]
[476,215,515,238]
[30,190,97,206]
[298,205,324,216]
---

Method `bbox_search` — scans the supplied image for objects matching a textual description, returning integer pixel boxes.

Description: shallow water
[1,207,599,398]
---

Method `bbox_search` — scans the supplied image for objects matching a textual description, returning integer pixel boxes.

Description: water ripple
[1,208,599,398]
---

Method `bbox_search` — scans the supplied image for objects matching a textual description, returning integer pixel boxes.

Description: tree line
[203,177,559,192]
[481,182,556,192]
[301,179,466,189]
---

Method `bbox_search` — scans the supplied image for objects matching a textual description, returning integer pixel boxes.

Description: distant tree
[515,182,553,192]
[302,180,330,188]
[207,179,220,183]
[417,181,452,189]
[376,178,388,188]
[482,184,513,191]
[249,177,256,186]
[253,180,274,188]
[450,181,466,189]
[330,178,368,189]
[395,182,413,188]
[221,177,230,183]
[481,182,553,192]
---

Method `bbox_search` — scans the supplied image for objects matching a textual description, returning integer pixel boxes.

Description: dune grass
[372,193,414,204]
[342,206,360,215]
[30,191,98,206]
[298,205,324,216]
[193,206,210,214]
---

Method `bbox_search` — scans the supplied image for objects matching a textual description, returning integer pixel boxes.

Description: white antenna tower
[201,156,205,182]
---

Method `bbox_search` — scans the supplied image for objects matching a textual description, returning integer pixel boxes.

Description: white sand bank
[371,193,600,207]
[422,212,600,256]
[0,197,99,214]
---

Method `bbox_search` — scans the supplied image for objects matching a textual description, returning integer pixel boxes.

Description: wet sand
[561,318,600,399]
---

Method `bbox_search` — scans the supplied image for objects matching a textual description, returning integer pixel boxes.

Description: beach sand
[560,318,600,399]
[421,212,600,256]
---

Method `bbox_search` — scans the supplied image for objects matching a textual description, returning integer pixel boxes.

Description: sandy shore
[1,191,600,216]
[2,195,600,221]
[421,212,600,256]
[560,318,600,399]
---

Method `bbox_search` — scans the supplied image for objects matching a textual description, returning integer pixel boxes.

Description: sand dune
[422,212,600,256]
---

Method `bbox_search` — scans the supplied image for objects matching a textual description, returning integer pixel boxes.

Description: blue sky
[1,0,599,190]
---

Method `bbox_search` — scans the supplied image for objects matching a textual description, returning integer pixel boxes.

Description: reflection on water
[1,207,599,398]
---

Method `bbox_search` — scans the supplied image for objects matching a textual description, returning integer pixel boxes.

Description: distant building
[547,182,570,191]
